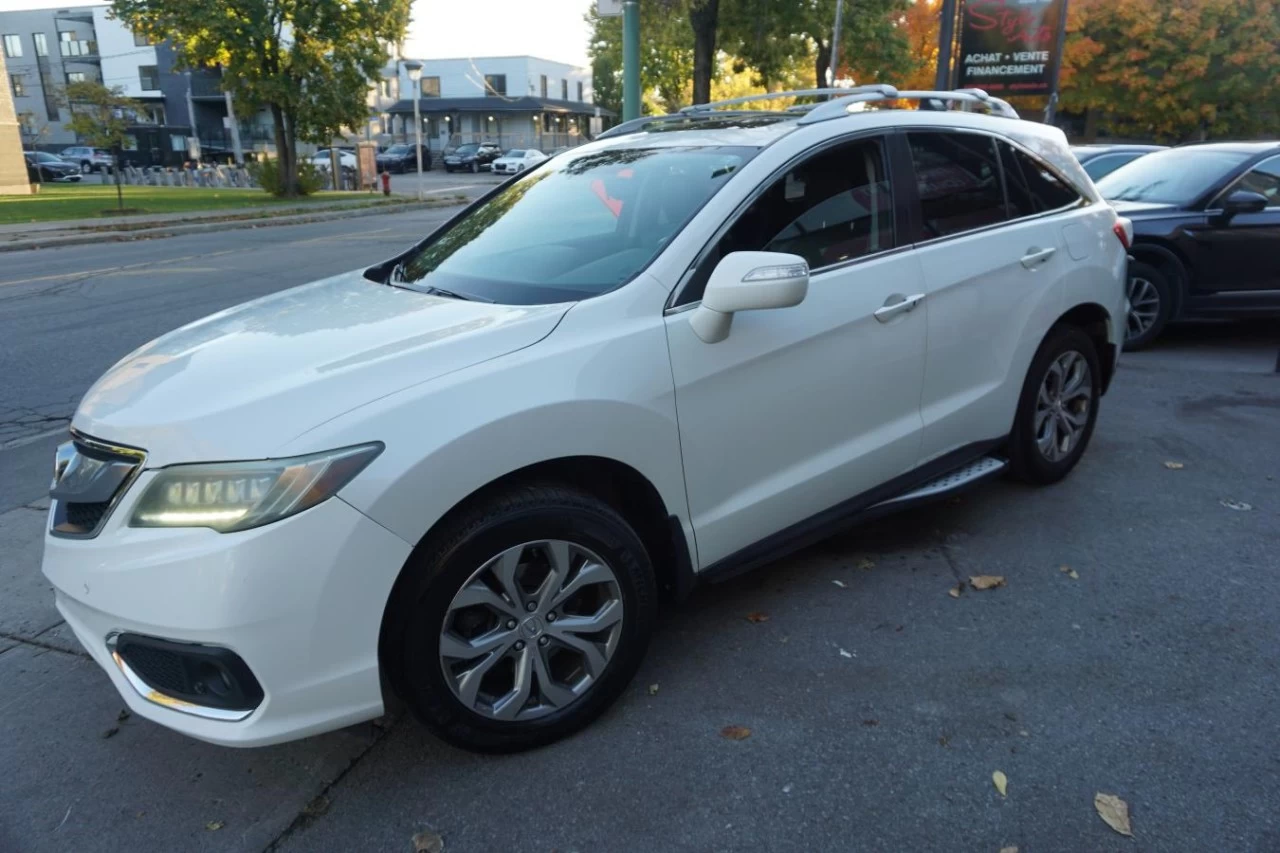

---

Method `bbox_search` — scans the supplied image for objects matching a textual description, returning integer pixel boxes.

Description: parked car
[59,146,114,173]
[310,148,358,171]
[24,151,83,183]
[42,85,1126,754]
[491,148,547,175]
[377,143,431,173]
[442,142,502,173]
[1071,144,1165,181]
[1094,141,1280,348]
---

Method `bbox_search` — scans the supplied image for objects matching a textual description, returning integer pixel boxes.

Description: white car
[42,85,1127,753]
[310,148,357,170]
[491,148,547,175]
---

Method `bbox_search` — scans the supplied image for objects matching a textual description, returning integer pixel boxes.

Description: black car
[1096,142,1280,349]
[442,142,502,173]
[1071,144,1165,182]
[24,151,83,183]
[376,143,431,173]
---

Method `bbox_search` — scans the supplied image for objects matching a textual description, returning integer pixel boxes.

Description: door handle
[874,292,926,323]
[1020,247,1056,269]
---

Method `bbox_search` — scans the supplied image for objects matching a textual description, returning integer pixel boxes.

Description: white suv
[42,86,1128,753]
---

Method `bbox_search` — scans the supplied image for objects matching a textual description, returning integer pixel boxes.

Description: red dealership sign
[958,0,1067,95]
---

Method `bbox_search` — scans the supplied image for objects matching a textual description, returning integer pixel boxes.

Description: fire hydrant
[380,171,391,196]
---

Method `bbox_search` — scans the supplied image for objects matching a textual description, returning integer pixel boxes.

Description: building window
[378,79,391,98]
[170,134,187,152]
[561,79,568,100]
[133,31,150,47]
[421,76,440,97]
[577,81,584,101]
[11,72,26,97]
[3,34,21,58]
[139,65,159,91]
[66,71,86,84]
[59,30,95,57]
[33,32,47,57]
[540,74,547,98]
[484,74,506,96]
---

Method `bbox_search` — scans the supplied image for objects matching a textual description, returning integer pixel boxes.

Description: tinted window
[1233,155,1280,206]
[1095,148,1250,204]
[1000,142,1080,218]
[506,150,526,157]
[455,144,478,154]
[909,132,1005,238]
[1082,152,1140,181]
[678,137,892,305]
[393,146,753,305]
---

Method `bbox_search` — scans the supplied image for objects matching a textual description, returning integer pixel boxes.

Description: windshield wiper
[420,285,491,302]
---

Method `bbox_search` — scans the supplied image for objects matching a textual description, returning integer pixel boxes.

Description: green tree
[112,0,411,196]
[586,1,694,114]
[63,80,136,211]
[1061,0,1280,142]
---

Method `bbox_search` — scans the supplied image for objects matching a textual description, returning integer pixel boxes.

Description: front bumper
[43,488,412,747]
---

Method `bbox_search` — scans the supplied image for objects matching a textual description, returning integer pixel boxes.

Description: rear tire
[1006,325,1101,485]
[388,484,657,753]
[1123,261,1173,351]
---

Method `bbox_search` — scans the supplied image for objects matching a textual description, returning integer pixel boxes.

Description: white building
[373,55,611,153]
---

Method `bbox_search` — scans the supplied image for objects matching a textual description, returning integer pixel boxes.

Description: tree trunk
[269,103,293,196]
[815,39,832,89]
[284,111,300,196]
[690,0,720,106]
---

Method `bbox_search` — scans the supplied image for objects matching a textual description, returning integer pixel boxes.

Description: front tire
[1124,261,1173,351]
[388,484,657,753]
[1006,325,1101,485]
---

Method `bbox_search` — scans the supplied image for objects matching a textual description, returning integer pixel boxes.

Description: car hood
[1106,200,1181,216]
[73,271,569,466]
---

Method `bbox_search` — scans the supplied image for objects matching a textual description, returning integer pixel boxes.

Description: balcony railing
[59,39,98,58]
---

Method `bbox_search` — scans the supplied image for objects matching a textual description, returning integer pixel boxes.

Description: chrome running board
[867,456,1006,511]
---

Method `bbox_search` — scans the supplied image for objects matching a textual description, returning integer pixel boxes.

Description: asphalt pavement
[0,211,1277,852]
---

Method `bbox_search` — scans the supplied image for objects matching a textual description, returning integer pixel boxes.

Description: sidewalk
[0,191,474,253]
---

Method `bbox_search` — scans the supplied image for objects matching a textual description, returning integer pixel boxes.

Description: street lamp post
[404,60,424,201]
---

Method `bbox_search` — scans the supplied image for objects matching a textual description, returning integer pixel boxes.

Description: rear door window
[907,132,1005,238]
[1000,141,1081,218]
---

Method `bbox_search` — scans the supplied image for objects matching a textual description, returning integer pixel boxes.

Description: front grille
[49,433,146,538]
[64,500,110,530]
[114,634,264,712]
[120,643,190,695]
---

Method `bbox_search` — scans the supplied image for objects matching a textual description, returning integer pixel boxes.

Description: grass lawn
[0,184,382,226]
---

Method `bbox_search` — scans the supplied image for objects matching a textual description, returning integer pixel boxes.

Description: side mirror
[689,251,809,343]
[1220,189,1268,219]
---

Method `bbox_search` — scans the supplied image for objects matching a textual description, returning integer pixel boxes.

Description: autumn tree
[1061,0,1280,142]
[900,0,940,91]
[113,0,411,196]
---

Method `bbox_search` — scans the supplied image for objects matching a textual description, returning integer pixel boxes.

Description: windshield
[506,150,526,158]
[386,144,411,154]
[391,146,754,304]
[454,144,479,155]
[1096,148,1250,204]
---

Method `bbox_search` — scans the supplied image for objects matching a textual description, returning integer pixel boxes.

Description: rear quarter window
[1000,141,1081,217]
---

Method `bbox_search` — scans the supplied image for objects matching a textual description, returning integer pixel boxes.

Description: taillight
[1112,220,1132,250]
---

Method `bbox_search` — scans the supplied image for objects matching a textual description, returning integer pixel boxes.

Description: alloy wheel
[1034,350,1092,462]
[439,539,624,722]
[1126,276,1160,341]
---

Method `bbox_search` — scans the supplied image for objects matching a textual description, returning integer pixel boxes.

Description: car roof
[1174,141,1280,154]
[1071,144,1165,152]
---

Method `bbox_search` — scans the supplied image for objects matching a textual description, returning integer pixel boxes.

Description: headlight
[129,443,382,532]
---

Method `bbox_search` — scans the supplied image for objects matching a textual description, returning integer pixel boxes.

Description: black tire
[1006,324,1102,485]
[1123,260,1173,351]
[388,484,658,753]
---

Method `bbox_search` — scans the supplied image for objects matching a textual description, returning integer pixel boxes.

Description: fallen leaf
[302,796,329,818]
[938,735,950,747]
[1094,792,1133,837]
[1221,499,1253,511]
[744,612,769,623]
[117,709,131,722]
[1004,712,1018,721]
[1163,461,1184,470]
[838,648,853,659]
[1000,847,1019,853]
[832,579,847,588]
[412,827,445,853]
[970,575,1006,590]
[205,821,224,832]
[993,770,1008,797]
[857,558,876,571]
[1019,730,1030,737]
[647,683,659,696]
[948,585,963,598]
[782,783,794,793]
[862,719,879,727]
[720,724,751,741]
[1058,564,1080,579]
[101,726,119,739]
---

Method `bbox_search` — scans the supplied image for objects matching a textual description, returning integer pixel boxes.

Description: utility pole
[405,60,425,201]
[1043,0,1070,124]
[622,1,640,121]
[184,71,200,164]
[221,67,244,166]
[829,0,844,87]
[935,0,958,90]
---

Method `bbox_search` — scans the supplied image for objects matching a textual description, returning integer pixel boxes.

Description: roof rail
[797,86,1018,123]
[594,108,793,140]
[680,85,899,114]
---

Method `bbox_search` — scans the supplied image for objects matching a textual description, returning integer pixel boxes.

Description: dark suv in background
[376,143,431,173]
[442,142,502,173]
[1095,142,1280,349]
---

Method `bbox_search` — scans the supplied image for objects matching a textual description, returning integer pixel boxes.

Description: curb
[0,198,469,254]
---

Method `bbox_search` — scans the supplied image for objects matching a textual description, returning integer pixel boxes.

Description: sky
[0,0,597,68]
